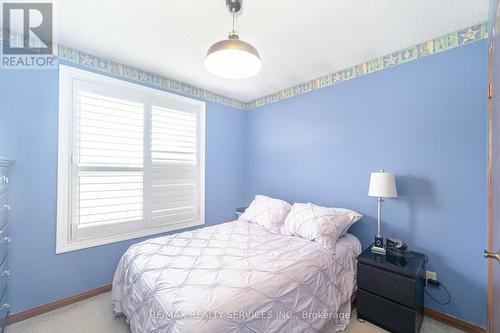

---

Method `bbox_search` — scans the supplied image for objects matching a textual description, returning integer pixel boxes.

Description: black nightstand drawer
[358,262,416,309]
[357,289,422,333]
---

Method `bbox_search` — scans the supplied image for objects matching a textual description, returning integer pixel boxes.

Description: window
[57,65,205,253]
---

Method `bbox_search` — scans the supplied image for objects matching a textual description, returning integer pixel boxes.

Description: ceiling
[58,0,489,102]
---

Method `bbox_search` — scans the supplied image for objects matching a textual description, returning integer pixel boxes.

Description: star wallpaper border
[247,22,488,109]
[56,22,487,110]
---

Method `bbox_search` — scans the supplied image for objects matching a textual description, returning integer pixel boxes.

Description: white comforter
[112,220,361,333]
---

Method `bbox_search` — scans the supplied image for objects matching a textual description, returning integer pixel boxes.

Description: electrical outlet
[426,270,438,282]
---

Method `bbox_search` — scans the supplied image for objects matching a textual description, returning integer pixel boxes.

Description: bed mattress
[112,220,361,333]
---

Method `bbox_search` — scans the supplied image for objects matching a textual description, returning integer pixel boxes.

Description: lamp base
[372,236,386,255]
[371,245,386,255]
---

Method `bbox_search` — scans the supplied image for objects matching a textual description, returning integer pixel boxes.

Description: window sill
[55,219,204,254]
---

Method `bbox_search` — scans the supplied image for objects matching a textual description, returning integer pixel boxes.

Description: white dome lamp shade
[205,0,262,80]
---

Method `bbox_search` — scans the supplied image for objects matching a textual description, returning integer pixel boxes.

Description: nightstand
[356,246,426,333]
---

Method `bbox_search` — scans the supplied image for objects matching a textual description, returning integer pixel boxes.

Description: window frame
[57,65,205,254]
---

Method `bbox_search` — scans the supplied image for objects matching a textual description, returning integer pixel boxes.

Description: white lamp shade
[368,171,398,198]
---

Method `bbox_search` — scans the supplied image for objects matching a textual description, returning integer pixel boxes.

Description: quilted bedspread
[112,220,361,333]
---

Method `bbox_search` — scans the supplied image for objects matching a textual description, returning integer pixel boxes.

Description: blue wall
[0,40,489,326]
[244,40,489,326]
[0,66,247,313]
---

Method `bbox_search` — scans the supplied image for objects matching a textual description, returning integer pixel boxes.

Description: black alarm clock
[386,238,409,256]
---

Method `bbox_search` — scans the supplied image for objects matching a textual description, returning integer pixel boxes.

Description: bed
[112,220,361,333]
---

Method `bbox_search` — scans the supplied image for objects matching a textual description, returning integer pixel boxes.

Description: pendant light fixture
[205,0,262,80]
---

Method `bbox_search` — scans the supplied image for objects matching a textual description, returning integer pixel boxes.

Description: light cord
[423,256,451,306]
[425,282,451,305]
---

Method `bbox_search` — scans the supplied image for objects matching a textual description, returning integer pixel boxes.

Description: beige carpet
[6,292,465,333]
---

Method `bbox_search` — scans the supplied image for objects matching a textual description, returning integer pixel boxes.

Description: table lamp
[368,169,398,254]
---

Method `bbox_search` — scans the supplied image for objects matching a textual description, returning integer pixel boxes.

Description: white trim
[199,103,206,227]
[56,65,206,254]
[57,220,204,254]
[56,66,72,253]
[58,65,205,108]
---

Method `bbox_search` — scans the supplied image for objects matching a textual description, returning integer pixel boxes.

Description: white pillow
[239,195,292,233]
[281,203,362,251]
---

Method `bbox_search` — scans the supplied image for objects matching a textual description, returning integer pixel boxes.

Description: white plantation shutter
[57,66,205,253]
[75,92,144,230]
[150,106,200,226]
